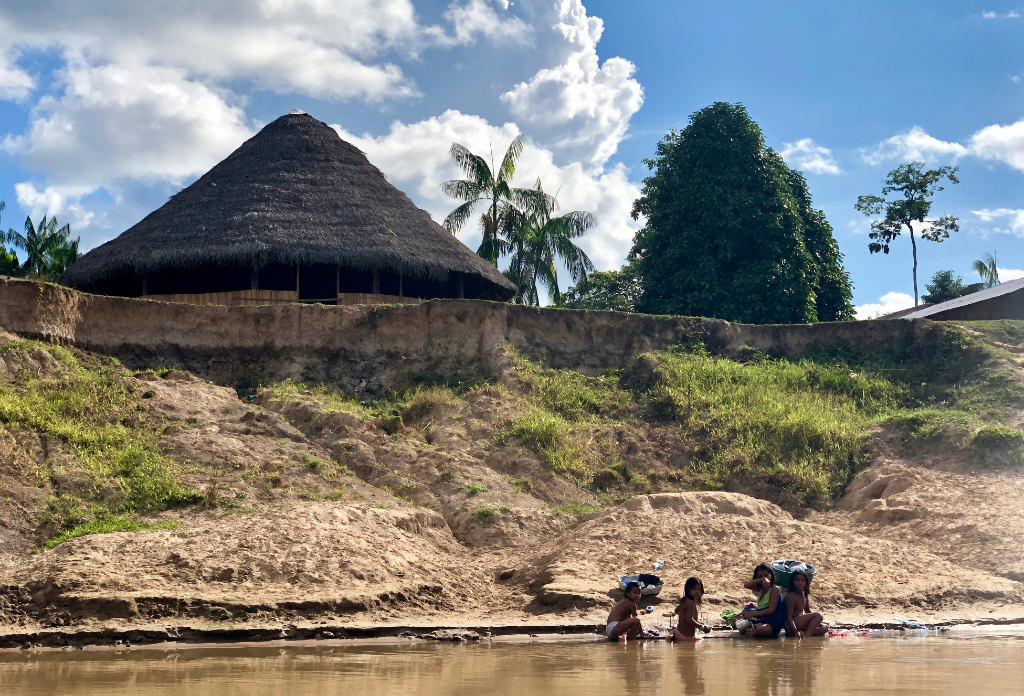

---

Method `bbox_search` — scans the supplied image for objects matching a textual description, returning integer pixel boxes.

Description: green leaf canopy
[630,102,853,323]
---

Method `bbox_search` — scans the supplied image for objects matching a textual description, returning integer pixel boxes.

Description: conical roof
[63,113,515,298]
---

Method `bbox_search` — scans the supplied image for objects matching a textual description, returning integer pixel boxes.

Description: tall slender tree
[855,162,959,307]
[5,214,80,281]
[972,251,1000,288]
[504,181,595,305]
[441,136,549,265]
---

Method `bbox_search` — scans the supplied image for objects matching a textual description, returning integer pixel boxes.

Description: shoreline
[4,614,1024,651]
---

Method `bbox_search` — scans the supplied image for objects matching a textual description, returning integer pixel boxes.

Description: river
[2,629,1021,695]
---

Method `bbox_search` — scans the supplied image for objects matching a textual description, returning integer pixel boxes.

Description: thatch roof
[63,113,515,298]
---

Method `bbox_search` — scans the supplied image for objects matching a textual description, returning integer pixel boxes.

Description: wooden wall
[144,289,421,307]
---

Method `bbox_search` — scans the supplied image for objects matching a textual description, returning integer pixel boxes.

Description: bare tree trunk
[909,224,918,306]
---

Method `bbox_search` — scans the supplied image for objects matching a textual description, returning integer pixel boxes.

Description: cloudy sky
[1,1,1023,317]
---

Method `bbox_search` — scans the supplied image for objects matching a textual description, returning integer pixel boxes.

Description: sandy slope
[2,491,1021,638]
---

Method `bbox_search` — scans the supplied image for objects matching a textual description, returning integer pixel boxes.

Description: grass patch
[0,337,202,537]
[631,349,892,507]
[465,483,484,496]
[507,347,633,421]
[504,411,589,483]
[473,505,510,520]
[958,320,1024,349]
[967,424,1024,466]
[260,381,371,418]
[881,408,975,446]
[42,515,181,550]
[551,502,602,517]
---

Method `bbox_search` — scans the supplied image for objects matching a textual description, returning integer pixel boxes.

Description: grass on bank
[0,337,201,548]
[498,322,1022,508]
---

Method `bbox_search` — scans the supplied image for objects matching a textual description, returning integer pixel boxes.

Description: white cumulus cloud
[2,58,252,190]
[972,208,1024,236]
[968,117,1024,171]
[435,0,531,45]
[780,138,842,175]
[860,126,968,166]
[997,267,1024,280]
[333,109,641,272]
[500,0,643,169]
[13,182,95,233]
[855,291,915,320]
[0,48,34,100]
[0,1,423,103]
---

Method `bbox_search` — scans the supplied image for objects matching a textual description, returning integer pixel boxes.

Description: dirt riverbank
[2,282,1023,647]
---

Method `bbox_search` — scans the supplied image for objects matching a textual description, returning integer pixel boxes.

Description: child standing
[605,581,645,641]
[784,570,826,637]
[667,576,712,641]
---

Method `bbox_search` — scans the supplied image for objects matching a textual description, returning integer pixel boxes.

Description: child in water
[737,563,786,637]
[667,576,712,641]
[784,569,827,637]
[605,581,645,641]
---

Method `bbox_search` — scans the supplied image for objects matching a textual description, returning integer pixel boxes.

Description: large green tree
[921,269,972,304]
[629,102,852,323]
[441,136,548,265]
[503,181,595,306]
[562,264,641,312]
[5,213,80,280]
[785,170,856,321]
[855,162,959,307]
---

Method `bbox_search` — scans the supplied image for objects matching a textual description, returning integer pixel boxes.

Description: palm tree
[972,251,1000,289]
[5,214,80,280]
[0,201,18,275]
[504,181,595,306]
[441,136,549,265]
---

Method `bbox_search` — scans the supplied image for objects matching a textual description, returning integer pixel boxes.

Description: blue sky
[1,1,1023,317]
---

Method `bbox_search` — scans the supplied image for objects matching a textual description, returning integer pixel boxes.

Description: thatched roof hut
[63,112,515,305]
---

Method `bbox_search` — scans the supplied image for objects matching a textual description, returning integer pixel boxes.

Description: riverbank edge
[4,615,1024,650]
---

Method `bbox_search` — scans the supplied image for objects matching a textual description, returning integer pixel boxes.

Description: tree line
[448,101,987,321]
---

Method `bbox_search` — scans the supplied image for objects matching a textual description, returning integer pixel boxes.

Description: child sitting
[605,581,645,641]
[667,576,712,641]
[737,563,786,637]
[784,569,827,637]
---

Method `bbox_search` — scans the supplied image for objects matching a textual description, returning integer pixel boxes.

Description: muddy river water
[2,630,1022,695]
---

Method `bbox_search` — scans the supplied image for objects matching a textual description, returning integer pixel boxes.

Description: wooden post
[295,265,300,297]
[398,272,403,297]
[458,274,465,299]
[372,269,380,294]
[141,274,148,296]
[250,266,258,291]
[335,265,340,300]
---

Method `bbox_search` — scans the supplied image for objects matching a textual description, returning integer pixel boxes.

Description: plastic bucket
[769,559,818,589]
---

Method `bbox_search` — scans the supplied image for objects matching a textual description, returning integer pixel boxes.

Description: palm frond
[496,136,524,186]
[443,199,482,234]
[449,142,493,186]
[441,178,487,202]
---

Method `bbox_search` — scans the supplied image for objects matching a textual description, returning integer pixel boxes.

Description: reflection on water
[2,632,1023,696]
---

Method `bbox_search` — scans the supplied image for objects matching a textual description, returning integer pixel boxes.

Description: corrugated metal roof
[901,276,1024,318]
